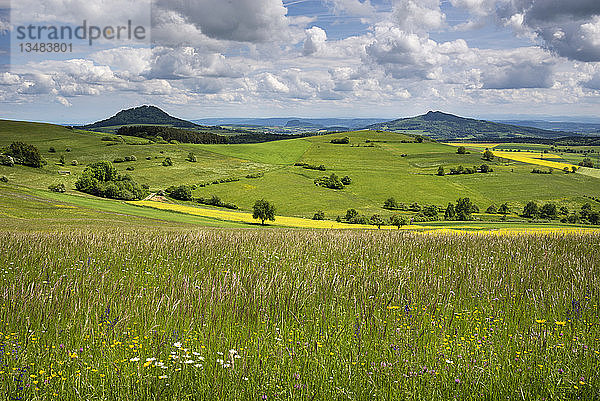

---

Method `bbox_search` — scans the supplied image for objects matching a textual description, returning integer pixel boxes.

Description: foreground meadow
[0,230,598,400]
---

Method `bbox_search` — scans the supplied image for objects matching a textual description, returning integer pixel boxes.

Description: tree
[3,142,43,168]
[186,152,197,162]
[480,164,492,173]
[313,211,325,220]
[523,201,539,218]
[390,214,408,229]
[498,203,510,216]
[166,185,193,201]
[437,166,445,176]
[345,209,359,221]
[563,167,570,173]
[456,146,466,155]
[540,203,557,219]
[455,197,474,221]
[579,158,594,168]
[370,214,384,229]
[444,203,455,220]
[581,203,592,221]
[162,157,173,167]
[341,176,352,185]
[482,149,495,161]
[486,204,498,214]
[383,197,399,209]
[559,206,569,216]
[422,205,438,218]
[253,199,275,225]
[571,166,577,173]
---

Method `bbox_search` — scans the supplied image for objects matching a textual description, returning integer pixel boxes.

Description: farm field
[2,120,600,228]
[0,229,598,400]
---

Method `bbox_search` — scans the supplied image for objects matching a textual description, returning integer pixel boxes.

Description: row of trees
[522,201,599,224]
[438,164,492,176]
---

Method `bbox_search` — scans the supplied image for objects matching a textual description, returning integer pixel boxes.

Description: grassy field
[0,229,598,400]
[2,120,600,227]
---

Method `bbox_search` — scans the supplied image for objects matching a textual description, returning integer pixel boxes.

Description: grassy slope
[1,121,600,226]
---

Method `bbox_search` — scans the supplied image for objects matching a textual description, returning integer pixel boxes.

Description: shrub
[345,209,359,221]
[59,155,65,165]
[482,149,494,161]
[165,185,193,201]
[65,148,71,152]
[383,197,399,210]
[146,156,152,160]
[187,153,197,162]
[126,166,135,171]
[341,176,352,185]
[74,161,146,201]
[124,155,137,162]
[196,195,238,210]
[253,199,276,225]
[437,166,445,176]
[48,183,66,193]
[480,164,492,173]
[246,172,264,179]
[49,147,56,153]
[579,158,594,168]
[3,142,44,167]
[313,211,325,220]
[421,205,438,218]
[486,204,498,214]
[113,157,125,163]
[0,155,15,167]
[162,157,173,167]
[314,173,344,190]
[456,146,466,154]
[0,175,8,183]
[330,137,349,144]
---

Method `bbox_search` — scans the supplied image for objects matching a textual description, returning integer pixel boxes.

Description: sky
[0,0,599,124]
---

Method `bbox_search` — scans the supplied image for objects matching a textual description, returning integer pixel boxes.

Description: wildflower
[455,378,460,384]
[173,342,182,348]
[535,319,546,324]
[184,360,195,364]
[130,357,140,362]
[555,321,566,326]
[445,359,454,364]
[159,375,168,379]
[146,357,156,362]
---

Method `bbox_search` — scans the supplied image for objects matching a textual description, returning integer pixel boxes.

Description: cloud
[391,0,445,34]
[303,26,327,55]
[147,47,241,80]
[154,0,293,44]
[324,0,377,16]
[583,72,600,90]
[261,73,290,93]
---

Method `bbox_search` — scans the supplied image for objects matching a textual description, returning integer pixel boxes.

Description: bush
[330,137,349,144]
[48,183,66,193]
[124,155,137,162]
[187,153,197,162]
[75,161,146,200]
[246,172,264,179]
[65,148,71,152]
[59,155,65,165]
[579,158,594,168]
[196,195,238,210]
[162,157,173,167]
[421,205,438,218]
[49,147,56,153]
[113,157,125,163]
[532,168,552,174]
[345,209,358,221]
[314,173,344,190]
[456,146,466,154]
[0,155,15,167]
[0,175,8,183]
[437,166,445,176]
[166,185,193,201]
[341,176,352,185]
[313,211,325,220]
[146,156,152,160]
[486,204,498,214]
[126,166,135,171]
[383,197,399,210]
[482,149,494,161]
[3,142,44,167]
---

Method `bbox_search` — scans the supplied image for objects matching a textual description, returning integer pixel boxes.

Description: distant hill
[366,111,570,141]
[497,120,600,134]
[80,105,199,130]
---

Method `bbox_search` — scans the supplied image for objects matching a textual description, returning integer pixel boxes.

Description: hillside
[80,105,199,129]
[367,111,569,141]
[2,119,600,229]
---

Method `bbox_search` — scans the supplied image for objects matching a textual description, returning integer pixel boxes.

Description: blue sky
[0,0,599,123]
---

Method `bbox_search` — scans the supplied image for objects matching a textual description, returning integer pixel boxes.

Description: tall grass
[0,230,598,400]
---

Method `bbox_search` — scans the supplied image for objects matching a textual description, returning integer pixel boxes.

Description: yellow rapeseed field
[491,151,578,170]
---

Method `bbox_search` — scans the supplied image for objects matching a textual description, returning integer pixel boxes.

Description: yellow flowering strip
[130,200,401,230]
[491,151,579,170]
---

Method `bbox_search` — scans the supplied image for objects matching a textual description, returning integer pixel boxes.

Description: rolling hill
[80,105,200,130]
[367,111,570,141]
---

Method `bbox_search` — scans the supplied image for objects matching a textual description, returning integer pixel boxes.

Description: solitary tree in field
[456,146,466,155]
[253,199,275,225]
